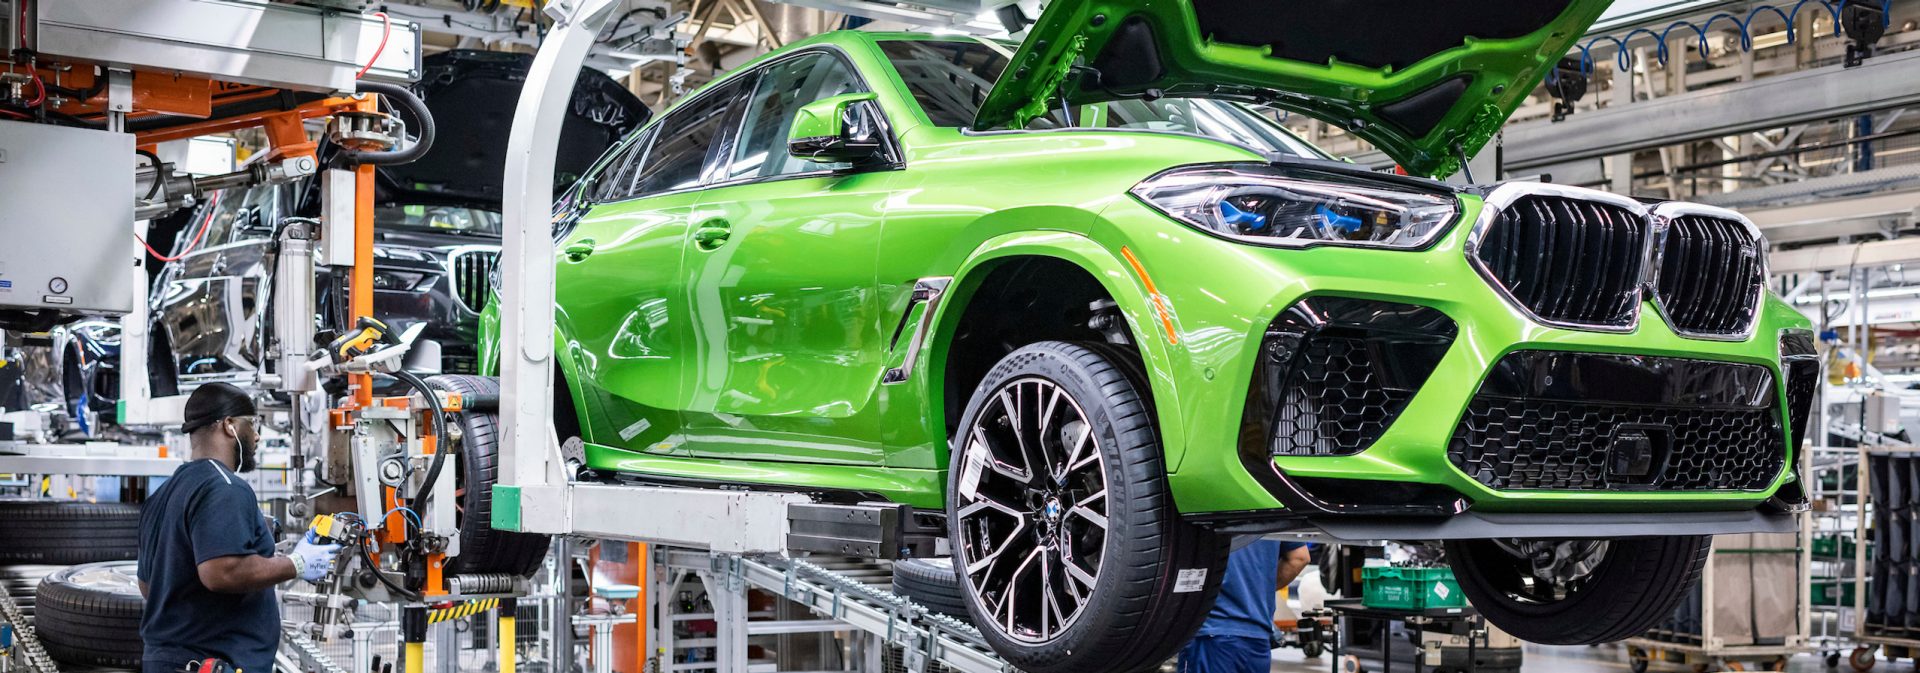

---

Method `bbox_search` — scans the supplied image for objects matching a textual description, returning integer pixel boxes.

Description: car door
[678,49,904,465]
[555,78,749,456]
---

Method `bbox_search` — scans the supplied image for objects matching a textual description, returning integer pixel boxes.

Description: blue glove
[288,532,343,582]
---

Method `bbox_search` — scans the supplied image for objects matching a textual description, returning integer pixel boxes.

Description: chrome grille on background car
[1653,205,1767,338]
[449,247,500,313]
[1469,190,1649,330]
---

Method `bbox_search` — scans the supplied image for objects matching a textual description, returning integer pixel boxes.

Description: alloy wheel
[1484,539,1610,603]
[955,376,1110,643]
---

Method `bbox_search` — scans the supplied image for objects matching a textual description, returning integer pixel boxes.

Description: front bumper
[1089,190,1814,522]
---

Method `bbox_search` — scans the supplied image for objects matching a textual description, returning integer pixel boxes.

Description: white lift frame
[493,4,1012,672]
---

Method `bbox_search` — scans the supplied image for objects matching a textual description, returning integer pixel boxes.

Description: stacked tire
[891,558,970,623]
[0,500,141,564]
[0,501,147,669]
[35,561,145,668]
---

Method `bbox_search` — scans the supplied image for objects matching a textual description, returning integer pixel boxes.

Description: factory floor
[1267,644,1888,673]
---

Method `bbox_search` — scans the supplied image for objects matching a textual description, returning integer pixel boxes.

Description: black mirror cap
[788,100,896,169]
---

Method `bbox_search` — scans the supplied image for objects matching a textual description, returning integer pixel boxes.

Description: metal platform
[0,441,181,477]
[652,548,1008,673]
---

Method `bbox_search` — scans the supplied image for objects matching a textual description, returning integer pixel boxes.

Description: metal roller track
[0,582,60,673]
[659,549,1011,673]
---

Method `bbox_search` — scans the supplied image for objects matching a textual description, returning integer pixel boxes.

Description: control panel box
[0,120,135,316]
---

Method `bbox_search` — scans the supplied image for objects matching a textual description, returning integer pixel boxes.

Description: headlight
[371,270,429,291]
[1130,166,1458,249]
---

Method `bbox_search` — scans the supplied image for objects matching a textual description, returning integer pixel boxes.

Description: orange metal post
[350,162,375,409]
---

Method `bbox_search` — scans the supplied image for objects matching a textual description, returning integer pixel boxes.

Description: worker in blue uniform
[136,383,342,673]
[1179,540,1313,673]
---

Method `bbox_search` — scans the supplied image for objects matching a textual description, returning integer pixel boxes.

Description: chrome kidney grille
[1470,191,1649,330]
[1652,205,1767,339]
[449,247,501,313]
[1468,184,1764,338]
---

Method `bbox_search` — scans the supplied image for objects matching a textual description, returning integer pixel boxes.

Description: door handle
[692,220,732,251]
[564,239,596,262]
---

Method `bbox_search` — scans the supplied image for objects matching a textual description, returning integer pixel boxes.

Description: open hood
[378,50,652,207]
[973,0,1610,177]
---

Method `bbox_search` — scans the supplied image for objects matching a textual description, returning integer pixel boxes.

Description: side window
[725,52,867,180]
[630,80,745,198]
[588,127,655,203]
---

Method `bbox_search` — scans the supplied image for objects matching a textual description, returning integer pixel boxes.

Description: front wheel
[948,341,1226,673]
[1446,535,1710,645]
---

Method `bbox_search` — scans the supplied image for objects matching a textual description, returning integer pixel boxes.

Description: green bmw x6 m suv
[482,0,1820,670]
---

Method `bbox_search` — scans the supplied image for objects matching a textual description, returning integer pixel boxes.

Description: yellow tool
[324,317,399,365]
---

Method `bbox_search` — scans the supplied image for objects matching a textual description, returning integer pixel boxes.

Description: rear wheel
[949,341,1226,673]
[426,375,551,577]
[1445,536,1710,645]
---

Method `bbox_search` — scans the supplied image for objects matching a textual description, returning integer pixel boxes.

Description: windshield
[376,204,502,236]
[877,38,1326,158]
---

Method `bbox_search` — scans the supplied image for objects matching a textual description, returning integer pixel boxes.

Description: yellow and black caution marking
[427,599,498,624]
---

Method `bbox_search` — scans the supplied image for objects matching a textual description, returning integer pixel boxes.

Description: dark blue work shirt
[1194,539,1309,640]
[136,459,280,673]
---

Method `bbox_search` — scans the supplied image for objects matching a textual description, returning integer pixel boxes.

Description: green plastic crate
[1362,565,1468,611]
[1813,576,1858,607]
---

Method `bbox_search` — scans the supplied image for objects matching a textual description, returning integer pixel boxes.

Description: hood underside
[973,0,1610,177]
[378,50,652,207]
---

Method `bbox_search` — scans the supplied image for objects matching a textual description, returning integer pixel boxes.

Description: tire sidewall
[945,342,1153,659]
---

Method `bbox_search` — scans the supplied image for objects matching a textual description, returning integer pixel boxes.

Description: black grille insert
[1472,194,1649,329]
[1241,298,1454,458]
[451,248,500,313]
[1655,213,1765,337]
[1782,329,1820,448]
[1448,351,1785,491]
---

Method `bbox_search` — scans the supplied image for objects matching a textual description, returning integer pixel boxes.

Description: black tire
[426,375,552,577]
[1445,535,1711,645]
[948,341,1227,673]
[893,558,971,622]
[35,561,144,668]
[1629,647,1652,673]
[0,500,141,564]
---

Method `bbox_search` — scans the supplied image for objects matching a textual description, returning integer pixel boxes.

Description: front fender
[919,230,1193,470]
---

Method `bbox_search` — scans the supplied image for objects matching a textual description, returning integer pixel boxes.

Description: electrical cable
[381,505,424,531]
[338,80,435,167]
[390,370,453,517]
[355,12,392,80]
[356,533,422,602]
[137,149,164,200]
[136,189,223,262]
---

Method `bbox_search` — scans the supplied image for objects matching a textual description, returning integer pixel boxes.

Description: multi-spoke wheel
[955,376,1109,642]
[948,341,1226,673]
[1446,535,1710,645]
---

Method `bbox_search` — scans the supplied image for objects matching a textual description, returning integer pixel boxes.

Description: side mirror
[788,92,891,167]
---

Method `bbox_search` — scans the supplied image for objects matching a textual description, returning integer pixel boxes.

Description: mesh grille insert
[1447,352,1785,492]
